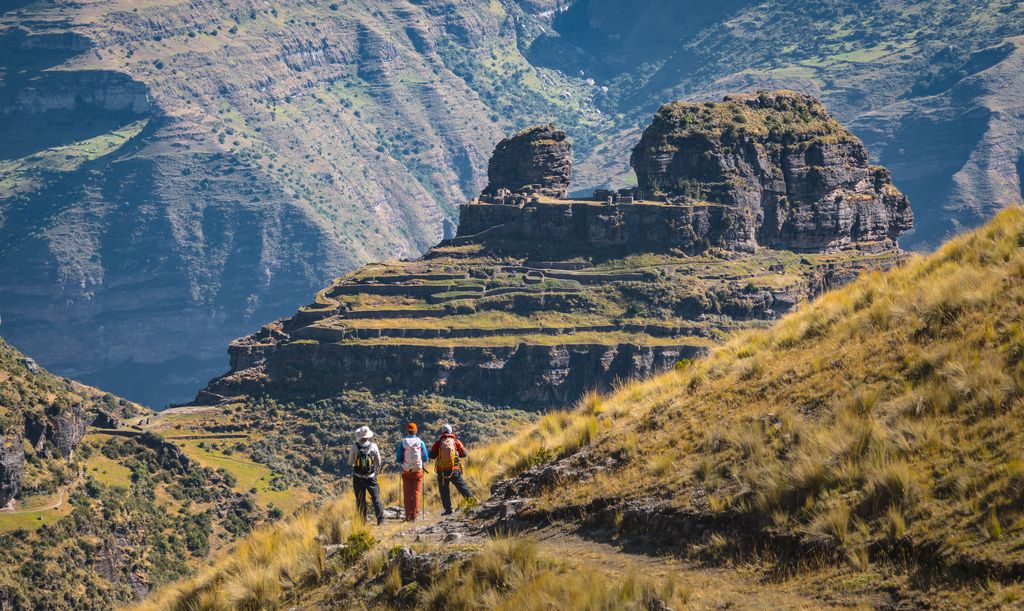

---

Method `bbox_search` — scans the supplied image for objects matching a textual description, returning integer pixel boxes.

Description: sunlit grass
[532,206,1024,573]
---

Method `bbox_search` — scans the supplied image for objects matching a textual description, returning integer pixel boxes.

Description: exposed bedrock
[24,403,88,459]
[630,91,914,251]
[0,434,25,508]
[203,341,702,410]
[482,124,572,198]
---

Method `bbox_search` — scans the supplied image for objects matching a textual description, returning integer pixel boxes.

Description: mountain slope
[4,0,1024,406]
[0,339,317,609]
[135,209,1024,610]
[0,0,595,405]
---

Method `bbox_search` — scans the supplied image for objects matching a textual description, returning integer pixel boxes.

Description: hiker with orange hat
[395,422,429,521]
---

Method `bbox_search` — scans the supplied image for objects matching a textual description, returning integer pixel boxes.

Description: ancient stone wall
[455,200,757,254]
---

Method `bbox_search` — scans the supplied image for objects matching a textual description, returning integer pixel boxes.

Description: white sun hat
[355,426,374,440]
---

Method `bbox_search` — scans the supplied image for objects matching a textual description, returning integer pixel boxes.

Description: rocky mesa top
[460,91,913,255]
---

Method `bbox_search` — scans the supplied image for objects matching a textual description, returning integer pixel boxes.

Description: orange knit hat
[406,422,417,434]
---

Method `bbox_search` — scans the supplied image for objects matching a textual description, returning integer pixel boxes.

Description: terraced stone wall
[455,201,756,255]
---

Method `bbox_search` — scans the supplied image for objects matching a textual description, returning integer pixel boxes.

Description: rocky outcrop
[482,125,572,198]
[24,403,87,459]
[203,340,700,410]
[630,91,913,251]
[0,434,25,508]
[50,404,88,459]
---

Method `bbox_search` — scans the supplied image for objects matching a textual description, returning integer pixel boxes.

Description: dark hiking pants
[353,476,384,523]
[437,469,473,513]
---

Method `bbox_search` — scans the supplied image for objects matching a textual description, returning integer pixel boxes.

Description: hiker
[396,422,429,521]
[349,426,385,525]
[429,424,475,515]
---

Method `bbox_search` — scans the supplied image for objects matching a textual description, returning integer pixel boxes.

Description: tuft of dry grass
[135,500,372,610]
[416,537,684,611]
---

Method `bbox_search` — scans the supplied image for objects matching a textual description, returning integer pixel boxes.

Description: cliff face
[0,434,24,508]
[456,199,753,255]
[630,91,913,252]
[483,125,572,198]
[205,340,696,410]
[0,0,591,406]
[24,403,88,459]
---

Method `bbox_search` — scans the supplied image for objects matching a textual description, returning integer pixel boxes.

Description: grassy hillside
[0,339,325,609]
[525,205,1024,589]
[135,209,1024,609]
[0,0,598,405]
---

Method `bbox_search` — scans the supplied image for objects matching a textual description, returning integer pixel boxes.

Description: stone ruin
[463,91,914,254]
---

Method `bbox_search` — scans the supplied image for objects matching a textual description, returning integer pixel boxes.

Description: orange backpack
[437,437,459,470]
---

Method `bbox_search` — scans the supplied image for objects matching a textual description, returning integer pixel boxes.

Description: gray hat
[355,426,374,440]
[441,424,453,434]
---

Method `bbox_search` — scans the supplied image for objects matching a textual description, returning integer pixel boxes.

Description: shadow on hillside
[0,28,149,160]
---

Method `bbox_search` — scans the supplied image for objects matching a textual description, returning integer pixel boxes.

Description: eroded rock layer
[205,340,694,409]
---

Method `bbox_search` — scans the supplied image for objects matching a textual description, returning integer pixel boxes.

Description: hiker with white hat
[429,423,476,516]
[349,426,385,525]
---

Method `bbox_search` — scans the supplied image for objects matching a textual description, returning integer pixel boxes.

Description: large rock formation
[197,97,914,411]
[0,434,25,508]
[630,91,914,251]
[483,125,572,198]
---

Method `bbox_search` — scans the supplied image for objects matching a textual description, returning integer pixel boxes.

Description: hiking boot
[441,510,453,516]
[377,518,385,526]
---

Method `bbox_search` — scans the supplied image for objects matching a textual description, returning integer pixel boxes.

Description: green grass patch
[86,455,133,488]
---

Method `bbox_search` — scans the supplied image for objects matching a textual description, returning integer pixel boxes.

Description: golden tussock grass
[134,497,372,611]
[418,537,685,611]
[530,206,1024,573]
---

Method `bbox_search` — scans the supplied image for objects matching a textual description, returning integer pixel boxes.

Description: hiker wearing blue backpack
[349,426,385,525]
[396,422,429,521]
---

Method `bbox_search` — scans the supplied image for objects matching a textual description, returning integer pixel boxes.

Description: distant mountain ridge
[3,0,1024,406]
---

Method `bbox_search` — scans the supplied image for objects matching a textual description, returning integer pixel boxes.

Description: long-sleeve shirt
[348,441,382,478]
[396,436,429,470]
[429,433,468,472]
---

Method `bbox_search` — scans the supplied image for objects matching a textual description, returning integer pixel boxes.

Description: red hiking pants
[402,470,423,521]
